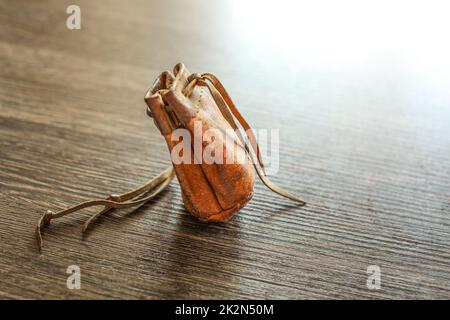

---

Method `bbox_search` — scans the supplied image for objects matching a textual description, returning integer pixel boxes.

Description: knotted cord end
[36,210,54,252]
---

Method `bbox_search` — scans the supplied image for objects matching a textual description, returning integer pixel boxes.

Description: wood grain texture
[0,0,449,299]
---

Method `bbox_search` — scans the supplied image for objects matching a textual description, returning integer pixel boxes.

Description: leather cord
[36,166,175,251]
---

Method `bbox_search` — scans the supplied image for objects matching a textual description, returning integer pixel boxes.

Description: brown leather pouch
[35,63,304,251]
[145,64,255,221]
[145,63,304,222]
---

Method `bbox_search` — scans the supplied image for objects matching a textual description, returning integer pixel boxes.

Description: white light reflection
[229,0,450,71]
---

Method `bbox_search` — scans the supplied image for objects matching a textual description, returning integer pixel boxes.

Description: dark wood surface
[0,0,449,299]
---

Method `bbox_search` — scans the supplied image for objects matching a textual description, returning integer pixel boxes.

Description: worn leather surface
[145,63,255,221]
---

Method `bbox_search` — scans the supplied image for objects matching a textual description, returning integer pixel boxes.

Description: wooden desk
[0,0,449,299]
